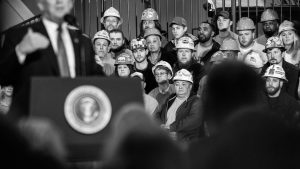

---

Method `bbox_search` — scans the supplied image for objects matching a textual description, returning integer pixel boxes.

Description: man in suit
[0,0,104,120]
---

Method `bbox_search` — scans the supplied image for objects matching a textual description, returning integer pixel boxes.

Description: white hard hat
[220,38,239,51]
[131,72,144,81]
[141,8,159,21]
[236,17,255,31]
[175,36,195,51]
[244,51,264,69]
[100,7,123,25]
[115,53,134,65]
[92,30,111,44]
[279,20,295,35]
[261,9,279,22]
[210,51,227,63]
[144,28,162,39]
[173,69,193,84]
[263,64,288,82]
[152,60,173,77]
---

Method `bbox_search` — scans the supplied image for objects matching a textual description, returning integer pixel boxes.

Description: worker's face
[267,48,283,65]
[110,32,124,50]
[265,77,282,96]
[133,48,148,63]
[175,80,192,98]
[198,23,214,43]
[2,86,13,97]
[172,25,187,39]
[94,39,109,57]
[142,20,155,30]
[154,68,171,84]
[38,0,73,23]
[217,16,231,31]
[238,30,255,48]
[177,48,193,64]
[117,65,130,77]
[280,30,295,46]
[104,16,120,31]
[223,50,238,60]
[262,20,278,37]
[146,35,161,53]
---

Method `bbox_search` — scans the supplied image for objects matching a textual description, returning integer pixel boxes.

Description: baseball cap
[170,17,187,27]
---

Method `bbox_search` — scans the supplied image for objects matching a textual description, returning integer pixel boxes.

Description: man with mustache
[195,21,220,66]
[236,17,267,63]
[263,64,300,127]
[100,7,123,32]
[261,37,299,99]
[256,9,279,46]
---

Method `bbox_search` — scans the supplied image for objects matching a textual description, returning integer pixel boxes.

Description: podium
[29,77,144,162]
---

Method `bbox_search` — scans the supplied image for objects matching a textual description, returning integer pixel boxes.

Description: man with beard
[100,7,123,32]
[131,38,157,94]
[263,64,300,127]
[256,9,279,46]
[213,11,238,46]
[261,37,299,99]
[195,21,220,66]
[236,17,267,63]
[173,36,206,95]
[149,61,175,108]
[109,29,132,60]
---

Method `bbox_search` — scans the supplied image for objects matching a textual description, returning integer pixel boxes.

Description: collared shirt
[43,18,76,78]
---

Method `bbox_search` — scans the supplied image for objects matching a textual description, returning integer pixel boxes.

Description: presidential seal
[64,85,112,134]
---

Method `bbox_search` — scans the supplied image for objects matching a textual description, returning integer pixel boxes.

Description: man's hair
[109,29,125,40]
[200,21,216,34]
[202,61,265,125]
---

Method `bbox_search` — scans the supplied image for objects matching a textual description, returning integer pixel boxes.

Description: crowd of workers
[0,0,300,168]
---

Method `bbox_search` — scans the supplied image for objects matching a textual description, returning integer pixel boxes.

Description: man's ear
[167,74,172,80]
[37,1,44,11]
[145,49,149,55]
[183,26,188,33]
[230,20,233,26]
[280,81,284,88]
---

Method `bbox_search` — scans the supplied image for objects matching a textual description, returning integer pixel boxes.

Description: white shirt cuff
[15,45,27,64]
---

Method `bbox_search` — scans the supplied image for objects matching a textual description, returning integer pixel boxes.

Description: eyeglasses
[154,72,167,76]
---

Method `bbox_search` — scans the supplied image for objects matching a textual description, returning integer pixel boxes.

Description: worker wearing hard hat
[261,36,299,99]
[114,52,134,78]
[236,17,267,64]
[131,37,157,94]
[263,64,300,127]
[149,61,175,107]
[213,10,238,46]
[92,30,115,76]
[173,36,206,95]
[256,9,280,46]
[220,37,240,60]
[154,69,204,142]
[100,7,123,32]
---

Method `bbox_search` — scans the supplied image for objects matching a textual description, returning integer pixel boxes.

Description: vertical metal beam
[222,0,225,11]
[175,0,177,17]
[135,0,138,37]
[190,0,193,33]
[183,0,185,16]
[167,0,169,40]
[128,0,131,39]
[290,0,292,20]
[81,0,84,32]
[264,0,266,10]
[280,0,283,22]
[88,0,91,37]
[238,0,241,19]
[272,0,275,9]
[206,0,208,19]
[256,0,258,37]
[248,0,250,17]
[232,0,236,33]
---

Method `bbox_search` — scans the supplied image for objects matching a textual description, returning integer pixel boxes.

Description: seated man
[263,64,300,127]
[149,61,175,108]
[154,69,204,142]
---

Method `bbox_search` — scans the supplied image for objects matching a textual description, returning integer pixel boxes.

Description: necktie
[57,25,70,77]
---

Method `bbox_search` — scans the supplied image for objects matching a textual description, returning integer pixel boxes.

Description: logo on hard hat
[64,85,112,134]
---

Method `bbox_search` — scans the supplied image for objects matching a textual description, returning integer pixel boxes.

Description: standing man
[262,37,299,99]
[173,36,206,94]
[100,7,123,32]
[256,9,279,46]
[236,17,267,63]
[109,29,132,59]
[263,64,300,127]
[213,11,238,46]
[131,38,157,94]
[195,21,220,66]
[0,0,104,120]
